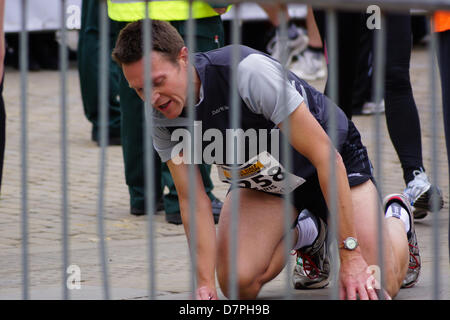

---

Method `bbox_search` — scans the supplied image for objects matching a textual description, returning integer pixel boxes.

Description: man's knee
[217,266,263,300]
[385,272,402,299]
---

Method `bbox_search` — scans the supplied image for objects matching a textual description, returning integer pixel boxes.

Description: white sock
[293,210,319,251]
[385,203,410,234]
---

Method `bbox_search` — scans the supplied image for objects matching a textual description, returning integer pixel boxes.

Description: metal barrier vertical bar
[186,0,198,298]
[325,8,339,301]
[229,2,241,301]
[372,11,386,300]
[97,0,110,300]
[142,0,156,300]
[20,0,29,300]
[59,0,70,300]
[428,14,440,300]
[277,7,293,300]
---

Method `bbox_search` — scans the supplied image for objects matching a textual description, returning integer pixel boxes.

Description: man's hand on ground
[196,285,218,300]
[339,252,392,300]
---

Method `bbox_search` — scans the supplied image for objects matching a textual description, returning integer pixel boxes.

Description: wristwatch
[339,237,359,250]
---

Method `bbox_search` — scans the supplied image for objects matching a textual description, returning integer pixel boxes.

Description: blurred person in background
[434,11,450,252]
[260,4,326,81]
[77,0,122,145]
[312,8,443,221]
[0,0,5,194]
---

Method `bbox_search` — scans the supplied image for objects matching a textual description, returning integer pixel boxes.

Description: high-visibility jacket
[435,11,450,33]
[107,0,230,22]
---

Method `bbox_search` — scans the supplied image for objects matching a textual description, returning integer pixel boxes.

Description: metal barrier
[13,0,450,300]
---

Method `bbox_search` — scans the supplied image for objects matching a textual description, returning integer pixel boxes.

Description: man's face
[122,49,189,119]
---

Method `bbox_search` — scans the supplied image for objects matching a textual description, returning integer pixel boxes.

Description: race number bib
[217,151,305,194]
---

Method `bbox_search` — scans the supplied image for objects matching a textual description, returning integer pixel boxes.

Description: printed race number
[217,151,305,194]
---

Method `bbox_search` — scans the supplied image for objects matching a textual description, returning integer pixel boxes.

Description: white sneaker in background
[361,100,385,115]
[289,49,327,81]
[267,27,309,66]
[403,170,444,219]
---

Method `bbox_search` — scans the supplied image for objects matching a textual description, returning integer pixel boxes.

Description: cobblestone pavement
[0,46,448,300]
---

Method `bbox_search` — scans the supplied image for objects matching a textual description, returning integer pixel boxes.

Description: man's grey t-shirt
[152,50,305,163]
[152,45,350,187]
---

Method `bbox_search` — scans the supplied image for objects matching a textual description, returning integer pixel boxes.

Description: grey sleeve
[153,126,177,163]
[237,54,304,125]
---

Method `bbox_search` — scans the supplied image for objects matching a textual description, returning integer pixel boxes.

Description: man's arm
[166,158,218,299]
[278,102,373,299]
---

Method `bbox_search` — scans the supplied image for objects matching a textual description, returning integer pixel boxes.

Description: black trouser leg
[313,9,367,119]
[438,30,450,172]
[384,13,424,184]
[437,29,450,258]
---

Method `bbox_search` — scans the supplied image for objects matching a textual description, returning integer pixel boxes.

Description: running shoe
[289,49,327,81]
[267,27,309,66]
[361,100,385,115]
[383,193,421,288]
[403,170,444,220]
[292,215,330,289]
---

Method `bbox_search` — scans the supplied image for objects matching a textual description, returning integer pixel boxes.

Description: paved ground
[0,45,449,300]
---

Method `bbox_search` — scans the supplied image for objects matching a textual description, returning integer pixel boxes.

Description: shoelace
[408,243,421,270]
[293,250,320,280]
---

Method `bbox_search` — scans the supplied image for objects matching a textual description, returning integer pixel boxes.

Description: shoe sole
[402,277,419,288]
[413,208,428,220]
[130,209,146,216]
[293,278,329,290]
[165,212,182,225]
[289,56,327,81]
[290,71,317,81]
[411,185,444,211]
[289,67,320,81]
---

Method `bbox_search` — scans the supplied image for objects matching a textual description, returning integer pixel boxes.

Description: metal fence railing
[12,0,450,301]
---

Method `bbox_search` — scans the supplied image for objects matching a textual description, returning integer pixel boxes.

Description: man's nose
[151,92,160,106]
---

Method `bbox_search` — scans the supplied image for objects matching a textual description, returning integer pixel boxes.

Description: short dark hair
[112,20,185,66]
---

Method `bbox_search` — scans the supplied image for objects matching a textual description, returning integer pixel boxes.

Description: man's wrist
[339,246,363,260]
[197,278,216,290]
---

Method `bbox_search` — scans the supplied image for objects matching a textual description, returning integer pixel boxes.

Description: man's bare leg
[350,180,409,297]
[216,188,299,299]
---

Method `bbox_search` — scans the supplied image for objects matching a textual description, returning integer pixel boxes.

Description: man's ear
[178,46,189,66]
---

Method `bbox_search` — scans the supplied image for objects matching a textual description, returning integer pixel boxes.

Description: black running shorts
[289,120,374,222]
[226,120,374,223]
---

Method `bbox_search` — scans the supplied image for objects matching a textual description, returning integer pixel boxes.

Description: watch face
[345,237,358,250]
